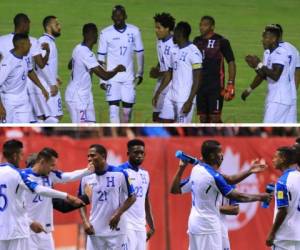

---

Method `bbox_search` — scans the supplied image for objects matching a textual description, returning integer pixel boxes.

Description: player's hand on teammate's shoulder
[100,83,107,91]
[181,100,193,114]
[146,228,155,241]
[250,158,268,173]
[149,67,160,79]
[83,221,95,235]
[41,42,50,53]
[30,221,47,234]
[135,76,143,86]
[109,212,121,230]
[66,194,85,207]
[114,64,126,72]
[50,85,59,96]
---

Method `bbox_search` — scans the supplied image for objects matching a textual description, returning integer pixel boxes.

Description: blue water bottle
[175,151,199,165]
[261,183,275,208]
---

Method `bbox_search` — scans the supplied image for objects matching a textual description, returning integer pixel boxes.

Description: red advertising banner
[0,135,295,250]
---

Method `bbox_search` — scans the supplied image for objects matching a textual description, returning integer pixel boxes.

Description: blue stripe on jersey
[19,170,38,192]
[119,161,140,172]
[180,177,190,188]
[97,52,107,55]
[202,163,233,196]
[276,168,297,208]
[228,184,238,205]
[134,49,144,53]
[51,170,63,179]
[78,180,83,196]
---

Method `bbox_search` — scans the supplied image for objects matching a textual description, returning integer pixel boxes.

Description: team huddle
[0,139,154,250]
[0,5,299,123]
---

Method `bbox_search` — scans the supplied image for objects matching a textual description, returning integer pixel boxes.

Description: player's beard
[52,31,61,38]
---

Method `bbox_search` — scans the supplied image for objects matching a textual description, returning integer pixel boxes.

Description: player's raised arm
[170,160,189,194]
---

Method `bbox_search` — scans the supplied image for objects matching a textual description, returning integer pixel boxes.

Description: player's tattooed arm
[170,160,189,194]
[266,207,288,246]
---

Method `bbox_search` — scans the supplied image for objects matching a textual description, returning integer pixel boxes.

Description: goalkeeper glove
[224,82,235,101]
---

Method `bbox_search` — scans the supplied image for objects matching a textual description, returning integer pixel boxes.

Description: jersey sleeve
[81,49,99,70]
[180,177,192,193]
[134,28,144,53]
[213,172,233,196]
[121,170,135,196]
[50,168,91,184]
[276,181,289,208]
[97,31,107,62]
[30,39,42,57]
[272,48,289,67]
[220,38,235,63]
[296,50,300,68]
[190,46,203,70]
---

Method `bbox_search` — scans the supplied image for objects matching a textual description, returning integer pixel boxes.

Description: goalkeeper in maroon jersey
[193,16,236,123]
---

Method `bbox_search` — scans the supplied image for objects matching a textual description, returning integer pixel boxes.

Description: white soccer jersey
[274,168,300,241]
[119,162,150,231]
[36,33,58,85]
[263,46,292,105]
[79,166,135,236]
[98,24,144,82]
[65,43,99,106]
[180,163,233,235]
[168,43,202,102]
[22,167,91,233]
[0,162,67,240]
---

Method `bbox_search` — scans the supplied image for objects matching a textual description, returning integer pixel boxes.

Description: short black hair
[277,146,297,166]
[175,21,191,39]
[201,140,221,161]
[264,26,281,39]
[43,15,56,30]
[13,33,29,46]
[112,5,126,15]
[82,23,97,36]
[2,139,23,159]
[127,139,145,150]
[90,144,107,158]
[153,12,175,31]
[265,24,283,36]
[13,13,30,27]
[36,147,58,162]
[201,15,215,26]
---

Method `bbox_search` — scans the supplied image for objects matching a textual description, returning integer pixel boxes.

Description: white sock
[122,107,132,123]
[109,105,120,123]
[37,119,45,123]
[44,117,59,123]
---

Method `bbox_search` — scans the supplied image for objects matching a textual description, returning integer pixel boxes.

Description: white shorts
[127,229,146,250]
[1,94,32,123]
[286,99,297,123]
[188,233,222,250]
[32,87,63,118]
[222,236,231,250]
[273,240,300,250]
[28,232,55,250]
[0,238,29,250]
[159,96,195,123]
[264,102,292,123]
[87,234,127,250]
[105,81,135,104]
[66,101,96,123]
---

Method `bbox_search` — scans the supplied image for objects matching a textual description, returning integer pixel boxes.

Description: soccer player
[0,33,49,123]
[266,147,300,248]
[153,21,202,123]
[170,140,271,250]
[242,24,300,123]
[22,147,95,250]
[79,144,136,250]
[0,13,52,123]
[35,15,63,123]
[150,12,176,122]
[193,16,236,123]
[65,23,126,123]
[0,140,84,250]
[119,139,155,250]
[98,5,144,123]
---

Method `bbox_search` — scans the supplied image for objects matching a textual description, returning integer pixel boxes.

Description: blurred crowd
[1,127,300,139]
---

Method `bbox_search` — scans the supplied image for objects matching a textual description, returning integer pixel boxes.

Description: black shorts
[196,91,224,115]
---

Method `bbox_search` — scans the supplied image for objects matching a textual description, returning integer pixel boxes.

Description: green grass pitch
[0,0,299,123]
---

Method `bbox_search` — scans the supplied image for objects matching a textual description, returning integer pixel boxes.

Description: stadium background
[0,127,299,250]
[0,0,299,122]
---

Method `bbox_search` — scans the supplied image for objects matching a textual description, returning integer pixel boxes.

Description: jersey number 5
[0,184,8,212]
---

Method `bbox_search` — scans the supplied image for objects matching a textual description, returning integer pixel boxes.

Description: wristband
[255,62,264,70]
[247,87,253,93]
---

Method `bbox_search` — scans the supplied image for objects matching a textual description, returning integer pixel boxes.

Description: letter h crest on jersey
[106,176,115,187]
